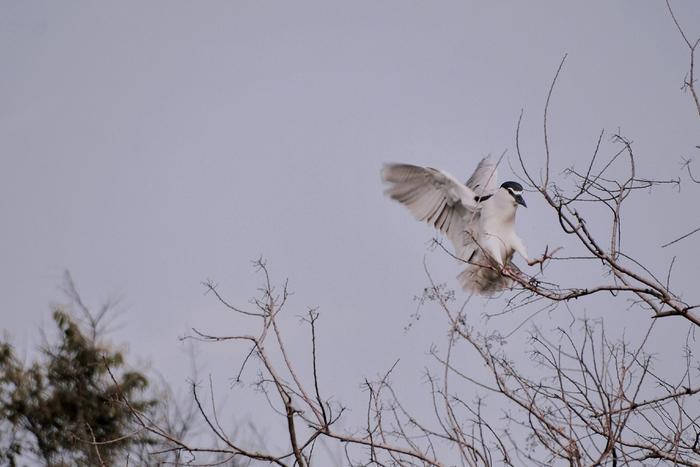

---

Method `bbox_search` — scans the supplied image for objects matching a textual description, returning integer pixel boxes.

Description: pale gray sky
[2,1,700,463]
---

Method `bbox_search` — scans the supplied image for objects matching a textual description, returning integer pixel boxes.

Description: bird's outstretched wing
[381,163,478,258]
[465,155,499,197]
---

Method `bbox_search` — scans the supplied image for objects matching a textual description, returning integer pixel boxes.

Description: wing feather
[466,156,499,196]
[382,163,479,257]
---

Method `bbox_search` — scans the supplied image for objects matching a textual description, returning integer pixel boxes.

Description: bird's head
[500,181,527,208]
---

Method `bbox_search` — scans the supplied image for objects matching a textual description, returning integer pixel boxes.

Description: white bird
[381,156,533,295]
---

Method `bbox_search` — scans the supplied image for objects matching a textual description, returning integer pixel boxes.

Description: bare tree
[125,5,700,467]
[127,253,698,466]
[660,0,700,250]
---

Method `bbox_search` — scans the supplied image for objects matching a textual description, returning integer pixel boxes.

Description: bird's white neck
[484,190,518,224]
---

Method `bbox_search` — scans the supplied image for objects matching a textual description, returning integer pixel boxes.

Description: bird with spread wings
[382,156,534,294]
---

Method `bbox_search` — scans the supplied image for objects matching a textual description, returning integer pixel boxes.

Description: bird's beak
[515,194,527,208]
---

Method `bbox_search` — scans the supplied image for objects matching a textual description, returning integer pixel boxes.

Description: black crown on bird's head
[500,181,523,193]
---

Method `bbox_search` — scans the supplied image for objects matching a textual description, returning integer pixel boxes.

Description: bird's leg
[512,235,534,267]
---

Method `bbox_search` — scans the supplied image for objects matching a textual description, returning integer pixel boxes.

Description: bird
[381,156,533,295]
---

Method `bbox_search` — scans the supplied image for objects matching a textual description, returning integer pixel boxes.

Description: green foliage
[0,308,157,466]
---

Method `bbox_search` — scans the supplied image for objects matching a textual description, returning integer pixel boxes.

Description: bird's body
[381,157,530,294]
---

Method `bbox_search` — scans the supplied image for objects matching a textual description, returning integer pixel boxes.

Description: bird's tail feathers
[458,264,512,295]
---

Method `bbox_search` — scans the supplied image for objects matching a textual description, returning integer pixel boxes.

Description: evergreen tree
[0,300,156,466]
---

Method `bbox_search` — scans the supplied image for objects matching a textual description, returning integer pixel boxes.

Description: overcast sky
[2,1,700,463]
